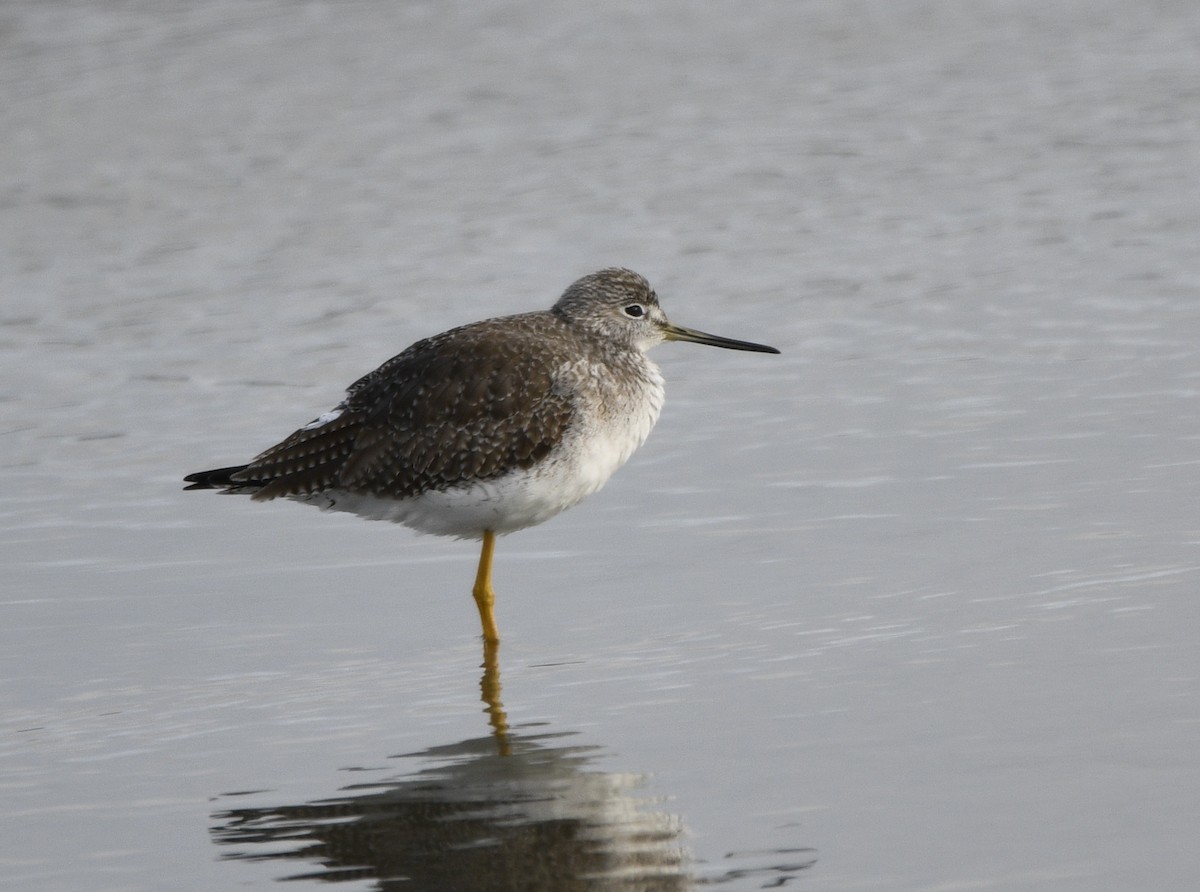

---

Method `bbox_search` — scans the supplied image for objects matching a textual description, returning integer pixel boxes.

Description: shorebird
[185,268,779,642]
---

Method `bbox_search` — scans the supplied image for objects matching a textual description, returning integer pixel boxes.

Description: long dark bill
[662,323,780,354]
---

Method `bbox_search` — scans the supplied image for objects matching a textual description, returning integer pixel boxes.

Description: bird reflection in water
[212,731,688,890]
[212,635,696,889]
[212,647,815,889]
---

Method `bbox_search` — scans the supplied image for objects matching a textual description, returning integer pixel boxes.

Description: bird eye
[623,304,645,318]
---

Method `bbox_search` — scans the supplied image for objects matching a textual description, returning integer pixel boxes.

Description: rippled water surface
[3,2,1199,890]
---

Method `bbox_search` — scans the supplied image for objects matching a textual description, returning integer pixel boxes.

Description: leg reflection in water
[481,637,511,757]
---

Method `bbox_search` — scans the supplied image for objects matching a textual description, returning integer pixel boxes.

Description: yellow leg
[472,529,500,643]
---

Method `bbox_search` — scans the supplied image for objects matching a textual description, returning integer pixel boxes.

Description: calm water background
[3,1,1198,889]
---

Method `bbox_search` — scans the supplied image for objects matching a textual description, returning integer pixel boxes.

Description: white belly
[299,363,664,539]
[301,465,592,539]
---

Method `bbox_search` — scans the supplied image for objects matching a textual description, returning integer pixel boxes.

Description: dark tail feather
[183,465,251,491]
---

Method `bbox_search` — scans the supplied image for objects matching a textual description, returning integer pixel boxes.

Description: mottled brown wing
[234,403,365,500]
[236,315,576,501]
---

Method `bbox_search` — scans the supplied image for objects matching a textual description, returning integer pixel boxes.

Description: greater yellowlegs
[185,268,779,642]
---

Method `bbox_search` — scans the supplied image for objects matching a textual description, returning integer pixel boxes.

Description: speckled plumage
[185,268,778,637]
[187,269,682,536]
[234,313,587,503]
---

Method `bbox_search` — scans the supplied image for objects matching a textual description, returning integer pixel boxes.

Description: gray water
[3,1,1199,889]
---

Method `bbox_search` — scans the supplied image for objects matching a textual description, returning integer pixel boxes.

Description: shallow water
[3,1,1199,889]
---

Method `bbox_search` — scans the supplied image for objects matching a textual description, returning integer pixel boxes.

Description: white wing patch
[300,406,345,431]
